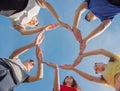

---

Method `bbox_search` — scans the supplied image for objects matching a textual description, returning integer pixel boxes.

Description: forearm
[28,62,43,82]
[72,2,88,28]
[84,20,111,43]
[9,43,35,59]
[54,67,60,91]
[43,1,61,22]
[72,68,94,81]
[17,27,46,36]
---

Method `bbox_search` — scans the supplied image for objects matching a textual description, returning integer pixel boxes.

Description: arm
[9,30,44,59]
[73,48,116,66]
[72,68,107,84]
[39,0,71,30]
[9,43,35,59]
[72,1,88,29]
[72,2,88,43]
[13,23,59,36]
[60,65,107,84]
[44,62,60,91]
[28,45,43,82]
[80,19,112,54]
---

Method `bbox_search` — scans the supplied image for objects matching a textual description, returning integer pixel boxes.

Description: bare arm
[9,43,35,59]
[73,48,116,66]
[13,23,59,36]
[72,1,88,28]
[84,19,112,43]
[28,45,44,82]
[38,0,71,30]
[72,68,107,84]
[9,30,44,59]
[44,62,60,91]
[72,2,88,43]
[80,19,112,54]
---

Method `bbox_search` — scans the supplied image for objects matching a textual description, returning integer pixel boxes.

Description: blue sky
[0,0,120,91]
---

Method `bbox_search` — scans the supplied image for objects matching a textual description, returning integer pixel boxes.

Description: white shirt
[9,0,42,27]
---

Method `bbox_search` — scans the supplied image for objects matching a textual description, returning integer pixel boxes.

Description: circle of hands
[34,23,86,70]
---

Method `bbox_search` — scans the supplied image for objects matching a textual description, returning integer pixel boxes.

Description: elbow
[99,48,105,53]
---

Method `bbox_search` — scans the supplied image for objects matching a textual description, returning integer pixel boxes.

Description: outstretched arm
[9,30,44,59]
[13,23,59,36]
[72,1,88,43]
[38,0,71,31]
[60,65,107,84]
[72,68,107,84]
[73,48,116,66]
[80,19,112,54]
[72,1,88,29]
[44,62,60,91]
[28,45,44,82]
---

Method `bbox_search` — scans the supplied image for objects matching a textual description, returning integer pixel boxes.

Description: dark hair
[63,76,80,89]
[108,0,120,6]
[85,11,91,22]
[29,59,34,62]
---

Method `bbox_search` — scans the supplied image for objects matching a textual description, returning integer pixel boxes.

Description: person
[0,31,45,91]
[0,0,71,35]
[72,0,120,54]
[43,62,81,91]
[60,48,120,91]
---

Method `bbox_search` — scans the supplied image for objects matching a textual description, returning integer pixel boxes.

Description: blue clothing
[84,0,120,21]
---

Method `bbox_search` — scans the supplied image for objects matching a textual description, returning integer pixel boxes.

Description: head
[25,16,39,27]
[63,76,79,88]
[23,59,35,72]
[94,63,106,74]
[85,11,97,22]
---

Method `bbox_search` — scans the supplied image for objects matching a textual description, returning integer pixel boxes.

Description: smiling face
[25,16,39,27]
[64,76,74,85]
[23,60,35,72]
[94,63,105,74]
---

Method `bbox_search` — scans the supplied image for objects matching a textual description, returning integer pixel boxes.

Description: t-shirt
[9,0,42,28]
[84,0,120,21]
[102,54,120,87]
[53,85,77,91]
[2,58,29,84]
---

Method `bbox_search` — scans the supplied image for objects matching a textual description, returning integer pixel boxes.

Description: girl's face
[64,76,73,84]
[26,16,39,27]
[94,63,105,74]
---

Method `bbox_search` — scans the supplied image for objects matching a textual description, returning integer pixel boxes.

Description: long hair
[62,76,80,89]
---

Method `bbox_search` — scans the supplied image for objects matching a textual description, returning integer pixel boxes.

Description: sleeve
[23,76,30,83]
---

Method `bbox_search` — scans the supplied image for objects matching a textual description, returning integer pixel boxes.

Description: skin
[13,0,72,36]
[9,28,46,82]
[44,62,80,91]
[72,1,112,54]
[60,48,120,91]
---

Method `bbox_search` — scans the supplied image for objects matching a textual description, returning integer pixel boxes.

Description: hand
[59,64,74,70]
[72,27,82,43]
[43,62,58,69]
[36,45,43,62]
[59,20,72,31]
[80,39,86,54]
[45,24,59,31]
[35,31,45,45]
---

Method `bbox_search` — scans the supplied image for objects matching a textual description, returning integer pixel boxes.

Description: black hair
[108,0,120,6]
